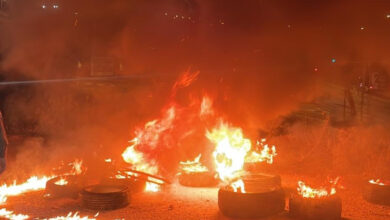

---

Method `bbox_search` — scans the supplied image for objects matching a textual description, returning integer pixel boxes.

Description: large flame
[207,122,251,183]
[297,178,339,198]
[179,154,208,173]
[122,139,158,175]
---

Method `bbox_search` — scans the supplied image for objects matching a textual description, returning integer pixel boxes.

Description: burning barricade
[206,121,284,218]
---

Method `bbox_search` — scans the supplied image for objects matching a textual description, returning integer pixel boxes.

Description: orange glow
[54,178,68,186]
[297,178,339,198]
[171,69,200,95]
[200,95,214,117]
[0,176,54,204]
[179,154,208,173]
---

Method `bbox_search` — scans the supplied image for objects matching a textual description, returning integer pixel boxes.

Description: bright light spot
[53,5,59,9]
[331,58,336,63]
[387,14,390,18]
[360,26,365,30]
[42,5,46,9]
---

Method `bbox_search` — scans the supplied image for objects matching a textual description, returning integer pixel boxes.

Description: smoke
[1,0,390,177]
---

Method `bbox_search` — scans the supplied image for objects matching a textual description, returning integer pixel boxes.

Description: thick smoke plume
[0,0,390,178]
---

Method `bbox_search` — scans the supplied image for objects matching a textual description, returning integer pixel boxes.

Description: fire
[0,208,29,220]
[55,178,68,186]
[122,140,158,176]
[0,209,97,220]
[297,178,339,198]
[207,122,251,182]
[245,139,277,164]
[179,154,208,173]
[0,176,54,204]
[231,179,246,193]
[171,69,200,96]
[47,212,98,220]
[200,96,214,117]
[145,182,160,192]
[69,159,85,175]
[369,179,386,185]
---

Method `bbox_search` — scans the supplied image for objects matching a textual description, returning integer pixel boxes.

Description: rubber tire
[240,173,281,191]
[45,175,81,199]
[363,182,390,206]
[81,184,130,210]
[100,177,146,193]
[178,172,218,187]
[289,194,342,220]
[218,188,285,218]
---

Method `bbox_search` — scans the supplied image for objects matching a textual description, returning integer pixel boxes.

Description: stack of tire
[81,184,129,210]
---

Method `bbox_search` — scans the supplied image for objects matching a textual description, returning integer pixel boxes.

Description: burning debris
[364,179,390,206]
[290,179,342,219]
[178,154,218,187]
[297,179,339,199]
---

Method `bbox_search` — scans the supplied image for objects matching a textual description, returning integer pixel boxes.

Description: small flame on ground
[54,178,68,186]
[46,212,98,220]
[104,158,112,163]
[369,179,386,186]
[0,208,29,220]
[0,176,54,204]
[179,154,208,173]
[297,178,339,198]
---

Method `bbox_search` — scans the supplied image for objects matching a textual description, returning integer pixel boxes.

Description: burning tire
[45,175,82,199]
[178,171,218,187]
[218,174,284,218]
[364,181,390,205]
[81,184,129,210]
[289,194,342,220]
[218,187,285,218]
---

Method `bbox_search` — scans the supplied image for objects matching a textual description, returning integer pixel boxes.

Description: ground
[2,174,390,220]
